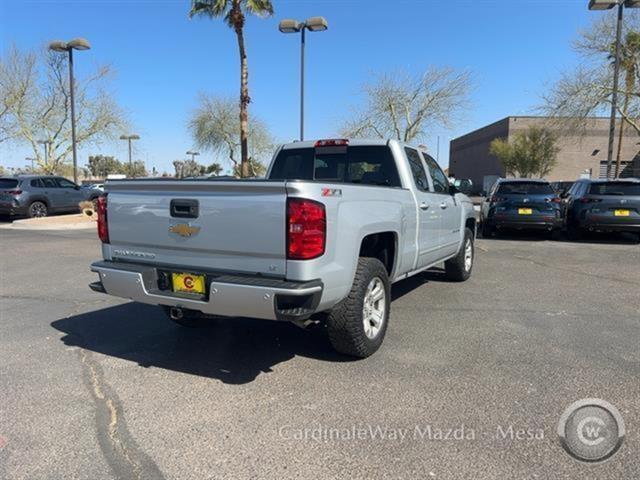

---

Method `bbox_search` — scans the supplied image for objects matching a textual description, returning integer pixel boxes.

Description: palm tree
[613,31,640,177]
[189,0,274,178]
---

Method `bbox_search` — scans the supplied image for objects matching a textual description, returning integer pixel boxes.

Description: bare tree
[0,45,126,173]
[188,94,273,176]
[340,67,472,143]
[542,11,640,176]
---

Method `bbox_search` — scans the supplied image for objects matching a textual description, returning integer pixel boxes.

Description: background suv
[481,179,563,236]
[563,178,640,239]
[0,175,102,218]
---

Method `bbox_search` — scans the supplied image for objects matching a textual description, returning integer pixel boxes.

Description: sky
[0,0,605,175]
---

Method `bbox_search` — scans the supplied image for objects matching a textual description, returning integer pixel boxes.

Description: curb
[0,218,96,231]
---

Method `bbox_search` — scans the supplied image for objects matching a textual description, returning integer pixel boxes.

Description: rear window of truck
[496,182,554,195]
[588,182,640,196]
[269,145,402,187]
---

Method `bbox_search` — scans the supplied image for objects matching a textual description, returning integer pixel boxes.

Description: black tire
[566,223,583,241]
[326,257,390,358]
[161,306,218,328]
[481,221,494,238]
[444,227,474,282]
[27,201,48,218]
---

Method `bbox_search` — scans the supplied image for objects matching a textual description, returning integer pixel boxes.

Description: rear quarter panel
[284,182,417,312]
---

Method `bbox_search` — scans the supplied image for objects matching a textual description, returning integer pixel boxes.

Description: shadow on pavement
[51,302,347,385]
[50,272,442,383]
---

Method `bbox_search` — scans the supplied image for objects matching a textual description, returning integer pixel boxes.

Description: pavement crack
[78,348,165,480]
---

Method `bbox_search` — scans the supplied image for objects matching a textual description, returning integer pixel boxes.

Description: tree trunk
[231,2,250,178]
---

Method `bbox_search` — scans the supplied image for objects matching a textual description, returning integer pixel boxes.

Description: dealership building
[449,116,640,193]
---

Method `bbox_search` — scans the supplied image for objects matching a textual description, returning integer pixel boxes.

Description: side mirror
[453,178,473,195]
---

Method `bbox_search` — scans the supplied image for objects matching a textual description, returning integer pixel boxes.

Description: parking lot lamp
[278,17,328,141]
[49,38,91,185]
[588,1,640,178]
[37,139,53,167]
[119,134,141,178]
[186,150,200,162]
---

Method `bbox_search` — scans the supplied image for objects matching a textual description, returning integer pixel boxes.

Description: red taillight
[96,195,109,243]
[7,189,22,196]
[548,197,562,203]
[287,198,325,260]
[314,139,349,148]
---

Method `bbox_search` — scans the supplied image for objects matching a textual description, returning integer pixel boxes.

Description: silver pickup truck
[90,138,476,357]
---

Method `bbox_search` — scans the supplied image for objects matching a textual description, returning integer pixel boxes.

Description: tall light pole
[49,38,91,184]
[120,134,141,178]
[26,157,36,171]
[186,150,200,162]
[588,0,640,178]
[37,139,52,167]
[279,17,328,141]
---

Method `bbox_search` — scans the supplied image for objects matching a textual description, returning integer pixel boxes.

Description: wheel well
[30,197,49,207]
[359,232,396,276]
[465,217,476,234]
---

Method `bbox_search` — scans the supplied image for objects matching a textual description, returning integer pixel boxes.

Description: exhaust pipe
[169,307,184,320]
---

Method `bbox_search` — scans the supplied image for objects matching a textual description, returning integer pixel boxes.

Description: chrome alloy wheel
[464,238,473,272]
[362,277,386,339]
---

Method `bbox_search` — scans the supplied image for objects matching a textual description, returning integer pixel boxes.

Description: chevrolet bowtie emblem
[169,223,201,237]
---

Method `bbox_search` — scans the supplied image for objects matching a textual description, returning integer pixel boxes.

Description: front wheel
[445,227,474,282]
[326,257,390,358]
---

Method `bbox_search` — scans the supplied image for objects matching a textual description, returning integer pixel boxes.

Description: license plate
[614,209,630,217]
[172,272,206,295]
[518,208,533,215]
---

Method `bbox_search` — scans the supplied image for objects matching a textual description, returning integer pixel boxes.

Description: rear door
[404,147,443,268]
[422,153,461,257]
[40,177,63,209]
[105,181,289,277]
[55,178,84,210]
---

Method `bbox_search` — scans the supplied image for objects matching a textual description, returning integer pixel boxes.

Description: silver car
[0,175,101,218]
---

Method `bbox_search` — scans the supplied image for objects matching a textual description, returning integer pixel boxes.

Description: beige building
[449,116,640,193]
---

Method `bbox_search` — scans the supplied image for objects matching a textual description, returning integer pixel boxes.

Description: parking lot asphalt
[1,228,639,480]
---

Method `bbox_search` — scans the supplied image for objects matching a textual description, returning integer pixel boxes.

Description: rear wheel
[27,201,48,218]
[326,258,390,358]
[445,228,474,282]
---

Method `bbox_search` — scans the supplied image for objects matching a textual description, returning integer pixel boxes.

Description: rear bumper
[90,260,323,322]
[488,214,563,230]
[0,202,25,216]
[577,219,640,232]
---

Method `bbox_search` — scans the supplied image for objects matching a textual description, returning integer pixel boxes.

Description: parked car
[0,175,102,218]
[550,181,574,196]
[480,178,563,236]
[88,138,477,358]
[82,183,105,192]
[563,178,640,238]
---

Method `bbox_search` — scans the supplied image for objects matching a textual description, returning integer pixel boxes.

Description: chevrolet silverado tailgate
[104,180,288,276]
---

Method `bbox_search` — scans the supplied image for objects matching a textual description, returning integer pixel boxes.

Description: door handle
[420,202,429,210]
[440,202,448,209]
